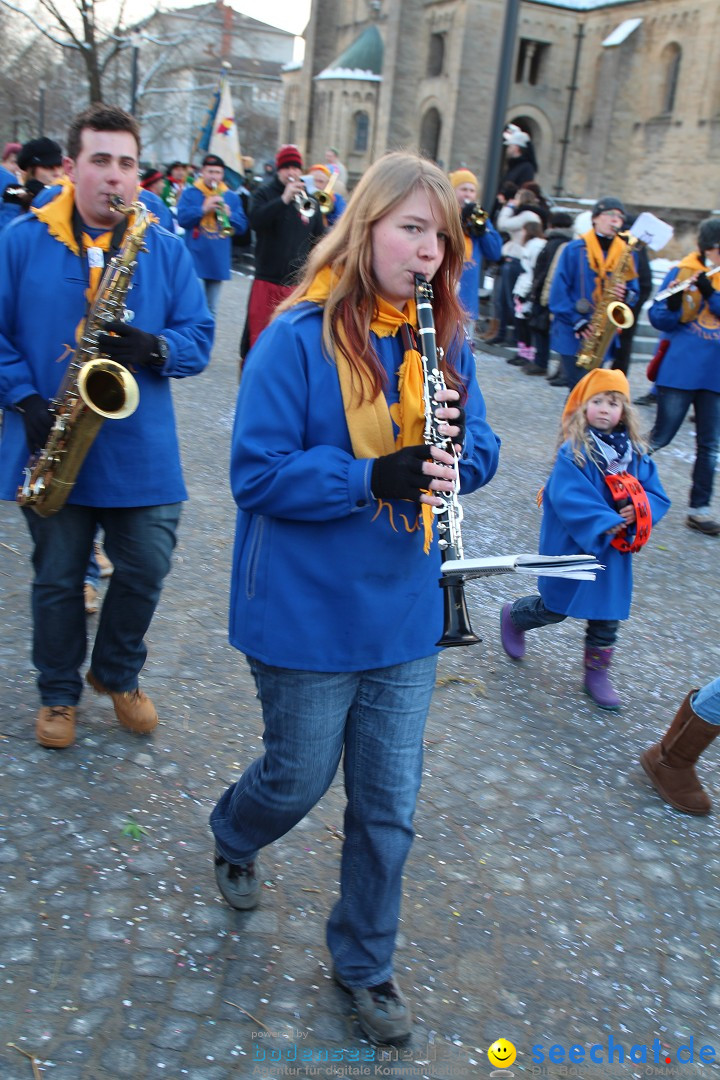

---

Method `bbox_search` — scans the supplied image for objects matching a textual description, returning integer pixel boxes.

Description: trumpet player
[308,163,346,228]
[177,152,248,318]
[647,218,720,536]
[448,169,501,345]
[241,144,324,359]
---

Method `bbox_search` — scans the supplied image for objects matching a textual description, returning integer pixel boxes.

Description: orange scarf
[194,178,229,233]
[582,230,638,305]
[674,252,720,323]
[32,180,120,342]
[296,265,435,551]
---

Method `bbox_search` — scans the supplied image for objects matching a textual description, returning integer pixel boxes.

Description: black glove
[665,289,683,311]
[371,445,432,502]
[97,320,165,368]
[16,394,53,452]
[696,272,715,300]
[573,316,591,337]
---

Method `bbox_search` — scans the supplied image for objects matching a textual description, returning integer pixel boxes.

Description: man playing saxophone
[0,103,214,749]
[549,197,639,389]
[177,152,248,318]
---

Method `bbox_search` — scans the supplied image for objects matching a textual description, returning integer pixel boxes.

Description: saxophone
[17,197,147,517]
[415,274,480,648]
[576,233,640,371]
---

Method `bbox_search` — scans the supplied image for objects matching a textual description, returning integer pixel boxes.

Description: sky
[155,0,312,35]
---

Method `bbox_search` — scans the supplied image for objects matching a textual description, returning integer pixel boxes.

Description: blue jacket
[228,303,501,670]
[139,188,174,233]
[549,238,639,358]
[648,267,720,392]
[537,443,670,621]
[0,197,214,506]
[176,184,248,281]
[458,222,503,320]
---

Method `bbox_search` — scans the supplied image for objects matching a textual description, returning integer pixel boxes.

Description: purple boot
[584,646,621,710]
[500,603,526,659]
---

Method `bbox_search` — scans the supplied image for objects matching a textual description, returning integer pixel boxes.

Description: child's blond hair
[561,395,647,467]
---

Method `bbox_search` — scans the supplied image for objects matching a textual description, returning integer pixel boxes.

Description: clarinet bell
[436,580,482,648]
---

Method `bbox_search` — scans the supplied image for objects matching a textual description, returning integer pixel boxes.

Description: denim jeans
[693,678,720,725]
[649,386,720,510]
[559,353,586,390]
[510,594,619,648]
[210,654,438,987]
[23,502,181,705]
[203,279,222,318]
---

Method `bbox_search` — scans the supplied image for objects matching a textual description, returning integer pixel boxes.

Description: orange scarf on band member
[32,180,122,344]
[194,178,229,233]
[295,265,435,552]
[581,229,638,306]
[673,252,720,323]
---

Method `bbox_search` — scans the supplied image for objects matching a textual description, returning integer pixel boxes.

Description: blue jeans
[694,678,720,725]
[23,503,181,705]
[210,654,438,987]
[203,279,222,318]
[510,595,619,648]
[650,386,720,510]
[560,353,586,390]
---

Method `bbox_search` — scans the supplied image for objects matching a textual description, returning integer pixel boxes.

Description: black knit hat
[202,153,225,168]
[698,217,720,254]
[592,196,626,218]
[17,137,63,172]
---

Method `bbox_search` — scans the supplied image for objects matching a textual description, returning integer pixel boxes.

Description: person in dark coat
[240,144,324,360]
[499,124,537,189]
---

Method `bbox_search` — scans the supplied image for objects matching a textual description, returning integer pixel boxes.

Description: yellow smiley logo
[487,1039,517,1068]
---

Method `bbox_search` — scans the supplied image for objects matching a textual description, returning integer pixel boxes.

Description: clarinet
[415,274,481,647]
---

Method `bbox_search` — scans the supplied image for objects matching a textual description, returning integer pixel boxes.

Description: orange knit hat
[449,168,477,189]
[562,369,630,432]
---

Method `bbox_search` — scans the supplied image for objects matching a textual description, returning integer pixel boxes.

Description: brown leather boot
[480,317,499,342]
[640,690,719,814]
[85,670,158,734]
[36,705,76,748]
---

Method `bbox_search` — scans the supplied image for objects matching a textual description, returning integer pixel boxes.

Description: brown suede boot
[36,705,76,748]
[480,317,499,342]
[640,690,719,814]
[86,670,158,734]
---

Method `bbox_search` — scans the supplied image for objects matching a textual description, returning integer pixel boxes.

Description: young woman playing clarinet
[209,152,500,1045]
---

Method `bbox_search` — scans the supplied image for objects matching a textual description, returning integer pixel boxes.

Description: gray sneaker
[334,970,411,1045]
[214,849,260,910]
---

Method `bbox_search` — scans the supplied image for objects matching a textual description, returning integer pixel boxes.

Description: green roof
[328,24,383,75]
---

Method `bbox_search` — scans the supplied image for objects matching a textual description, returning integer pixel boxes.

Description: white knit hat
[503,123,530,148]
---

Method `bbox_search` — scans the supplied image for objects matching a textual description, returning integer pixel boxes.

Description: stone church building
[282,0,720,222]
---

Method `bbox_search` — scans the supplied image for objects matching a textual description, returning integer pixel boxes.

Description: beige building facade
[282,0,720,220]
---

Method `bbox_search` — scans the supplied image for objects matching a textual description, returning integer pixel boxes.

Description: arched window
[427,33,444,77]
[353,111,369,153]
[419,108,441,162]
[660,43,681,114]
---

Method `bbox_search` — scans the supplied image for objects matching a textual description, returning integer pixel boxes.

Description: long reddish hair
[275,152,468,400]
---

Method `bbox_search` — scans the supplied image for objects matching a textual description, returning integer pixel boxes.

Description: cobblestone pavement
[2,274,719,1080]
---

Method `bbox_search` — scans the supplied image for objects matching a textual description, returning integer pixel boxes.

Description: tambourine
[605,472,651,553]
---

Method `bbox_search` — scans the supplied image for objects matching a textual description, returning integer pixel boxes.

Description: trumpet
[461,200,488,238]
[313,171,338,216]
[293,185,317,222]
[654,263,720,302]
[210,182,234,238]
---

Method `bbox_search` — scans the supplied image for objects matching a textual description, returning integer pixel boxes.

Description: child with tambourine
[500,369,670,709]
